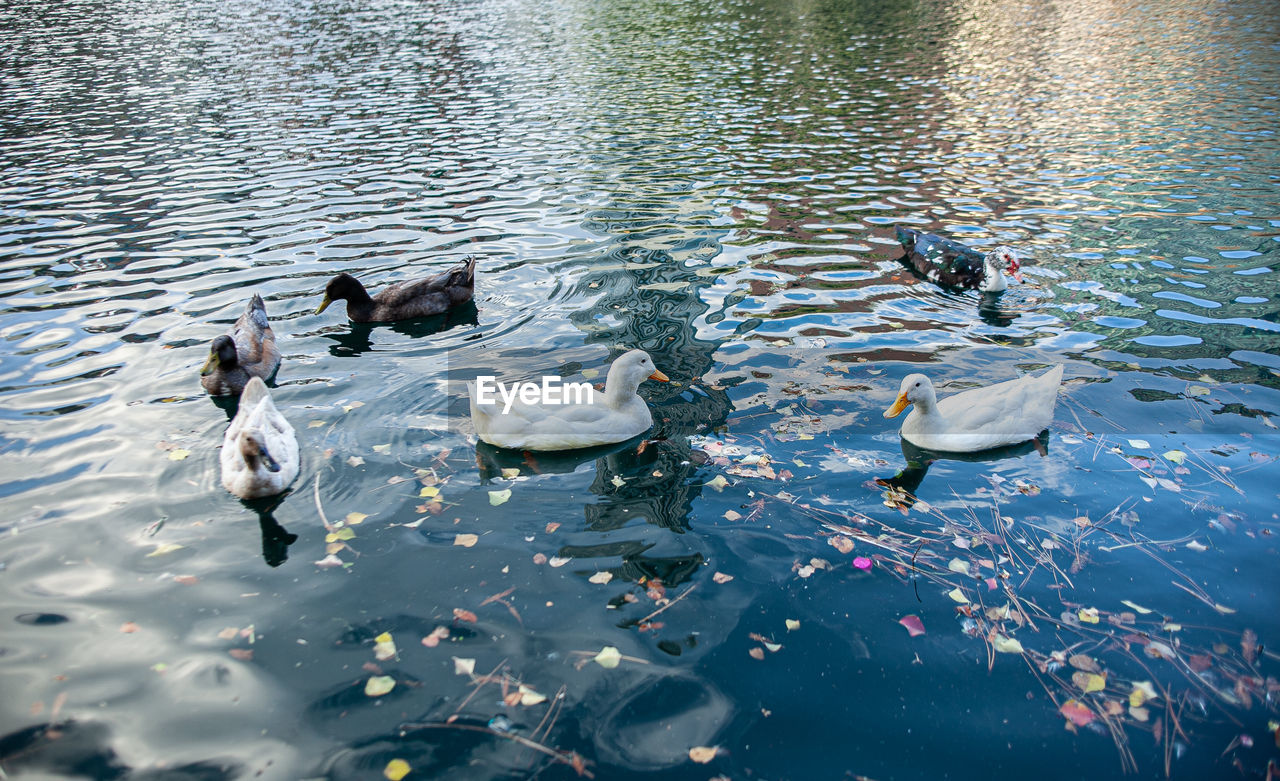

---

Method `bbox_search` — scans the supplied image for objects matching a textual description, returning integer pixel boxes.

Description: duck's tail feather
[246,294,270,330]
[240,376,272,410]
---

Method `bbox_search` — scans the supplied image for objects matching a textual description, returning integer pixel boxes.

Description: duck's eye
[914,382,920,387]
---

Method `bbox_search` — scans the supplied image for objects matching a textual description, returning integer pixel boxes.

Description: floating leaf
[421,626,449,648]
[1130,680,1158,707]
[594,646,621,669]
[724,510,742,521]
[372,444,391,454]
[147,543,184,557]
[947,558,970,575]
[325,527,356,543]
[712,572,734,584]
[420,486,440,498]
[1162,449,1187,465]
[1072,671,1107,693]
[786,619,800,631]
[1129,706,1150,722]
[500,467,520,479]
[168,449,190,461]
[452,608,478,623]
[853,557,872,571]
[689,746,718,764]
[1069,654,1100,672]
[829,536,854,554]
[993,636,1024,654]
[1060,699,1094,727]
[345,512,367,525]
[588,571,613,585]
[365,675,395,697]
[548,556,570,567]
[1078,607,1100,624]
[1128,439,1150,450]
[581,368,599,379]
[706,475,729,491]
[899,615,926,637]
[488,489,511,506]
[384,759,411,781]
[1186,540,1208,552]
[346,455,365,467]
[1120,600,1152,614]
[454,533,479,548]
[748,647,765,660]
[373,632,397,661]
[452,657,476,676]
[314,554,345,568]
[947,587,969,604]
[1188,385,1210,396]
[308,420,326,428]
[518,684,547,706]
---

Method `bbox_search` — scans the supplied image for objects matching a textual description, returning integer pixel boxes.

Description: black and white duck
[896,226,1023,292]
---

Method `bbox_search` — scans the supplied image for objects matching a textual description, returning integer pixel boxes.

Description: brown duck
[200,294,282,396]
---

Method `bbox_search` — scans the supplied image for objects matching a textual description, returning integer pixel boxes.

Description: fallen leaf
[1072,671,1107,693]
[421,627,449,648]
[545,522,560,534]
[419,486,440,498]
[1060,699,1095,727]
[373,632,397,661]
[1188,386,1210,396]
[454,533,479,548]
[518,684,547,706]
[724,510,742,521]
[1129,705,1149,722]
[1162,450,1187,465]
[314,554,345,568]
[1078,607,1100,624]
[532,553,548,565]
[168,449,190,461]
[452,608,478,623]
[1130,680,1158,707]
[899,615,926,637]
[706,475,729,491]
[365,675,396,697]
[713,572,734,584]
[1120,600,1152,614]
[325,527,356,543]
[372,443,391,454]
[548,556,570,567]
[786,619,800,631]
[1128,439,1150,449]
[228,648,253,661]
[689,746,719,764]
[829,536,854,554]
[174,575,198,585]
[500,467,520,479]
[748,647,765,660]
[947,587,969,604]
[594,646,621,668]
[384,759,411,781]
[993,636,1024,654]
[853,557,872,571]
[947,558,970,575]
[345,512,367,525]
[610,475,625,487]
[588,571,613,585]
[488,489,512,506]
[146,543,184,558]
[346,456,365,467]
[452,657,475,676]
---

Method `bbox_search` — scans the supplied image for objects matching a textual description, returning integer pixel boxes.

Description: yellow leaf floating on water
[383,759,411,781]
[308,420,326,428]
[518,684,546,706]
[947,558,970,575]
[346,455,365,467]
[1128,439,1150,450]
[947,587,970,604]
[364,675,395,697]
[454,533,478,548]
[593,646,621,669]
[724,510,742,521]
[372,444,391,454]
[1078,607,1100,624]
[1130,680,1159,707]
[1072,671,1107,693]
[588,571,613,584]
[325,527,356,543]
[147,543,184,557]
[488,489,511,506]
[1162,449,1187,465]
[581,368,599,379]
[786,619,801,631]
[345,512,367,525]
[500,468,520,479]
[453,657,476,676]
[610,475,625,487]
[419,486,439,498]
[373,632,397,661]
[1188,386,1211,396]
[1120,600,1152,614]
[993,636,1024,654]
[168,449,190,461]
[688,746,719,764]
[706,475,729,491]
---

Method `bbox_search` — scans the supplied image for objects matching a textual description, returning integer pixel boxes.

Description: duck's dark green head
[201,335,237,375]
[315,273,363,314]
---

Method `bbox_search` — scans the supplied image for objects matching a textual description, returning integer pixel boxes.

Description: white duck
[220,377,300,499]
[469,349,669,451]
[883,365,1064,453]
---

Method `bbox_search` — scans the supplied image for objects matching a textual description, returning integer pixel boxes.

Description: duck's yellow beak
[314,294,332,315]
[648,369,669,382]
[199,351,218,376]
[883,392,910,418]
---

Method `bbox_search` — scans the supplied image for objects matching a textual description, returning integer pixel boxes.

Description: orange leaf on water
[899,615,926,637]
[1060,699,1095,727]
[453,608,478,623]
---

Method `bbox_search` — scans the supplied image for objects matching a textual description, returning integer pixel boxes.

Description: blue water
[1,0,1278,778]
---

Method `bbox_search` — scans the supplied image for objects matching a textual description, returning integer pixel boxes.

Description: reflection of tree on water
[878,432,1049,506]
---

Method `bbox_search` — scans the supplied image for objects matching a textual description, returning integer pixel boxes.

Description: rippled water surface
[2,0,1279,778]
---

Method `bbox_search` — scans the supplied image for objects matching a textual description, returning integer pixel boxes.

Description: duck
[314,256,477,322]
[200,294,281,396]
[469,349,669,451]
[896,226,1023,292]
[883,365,1064,453]
[220,377,300,499]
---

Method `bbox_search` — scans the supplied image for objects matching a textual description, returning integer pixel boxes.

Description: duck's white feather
[220,377,300,498]
[469,349,666,451]
[887,365,1064,453]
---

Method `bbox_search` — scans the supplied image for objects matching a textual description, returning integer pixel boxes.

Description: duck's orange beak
[884,392,910,418]
[648,369,669,382]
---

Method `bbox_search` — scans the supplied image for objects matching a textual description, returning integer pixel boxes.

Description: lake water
[2,0,1278,778]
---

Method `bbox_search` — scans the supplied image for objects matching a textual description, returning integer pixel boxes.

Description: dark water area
[1,0,1278,778]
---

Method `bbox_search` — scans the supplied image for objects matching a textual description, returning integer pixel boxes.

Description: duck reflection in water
[238,494,299,568]
[878,433,1050,508]
[323,300,479,358]
[976,290,1018,328]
